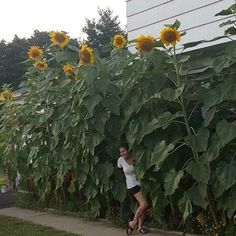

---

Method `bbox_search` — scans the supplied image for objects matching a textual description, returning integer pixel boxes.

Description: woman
[117,143,149,234]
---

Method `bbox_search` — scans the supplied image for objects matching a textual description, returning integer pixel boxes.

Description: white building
[126,0,236,51]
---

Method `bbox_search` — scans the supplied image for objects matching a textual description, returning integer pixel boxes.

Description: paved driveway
[0,192,16,209]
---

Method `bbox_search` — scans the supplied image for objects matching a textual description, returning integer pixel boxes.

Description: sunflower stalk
[173,46,198,161]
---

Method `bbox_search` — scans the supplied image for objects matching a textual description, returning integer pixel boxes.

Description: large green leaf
[186,160,210,184]
[199,80,236,109]
[216,161,236,190]
[136,111,183,145]
[151,141,175,172]
[164,169,184,196]
[186,186,207,209]
[94,78,110,96]
[83,94,103,116]
[102,96,120,115]
[216,120,236,147]
[184,127,209,152]
[160,86,184,101]
[215,3,236,16]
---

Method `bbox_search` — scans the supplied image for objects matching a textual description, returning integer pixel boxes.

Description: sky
[0,0,127,42]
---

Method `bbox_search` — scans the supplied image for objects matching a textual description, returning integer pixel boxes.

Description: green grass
[0,215,80,236]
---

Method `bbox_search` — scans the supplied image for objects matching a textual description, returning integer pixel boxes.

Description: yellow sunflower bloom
[27,46,43,60]
[0,90,14,101]
[135,35,156,53]
[160,27,181,46]
[79,44,95,64]
[63,63,74,75]
[34,61,48,71]
[50,31,70,48]
[113,34,127,49]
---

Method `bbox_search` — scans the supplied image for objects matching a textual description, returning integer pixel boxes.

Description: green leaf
[85,67,98,85]
[199,80,236,109]
[112,181,126,202]
[184,127,210,152]
[83,182,97,200]
[164,169,184,196]
[215,4,236,16]
[183,40,204,49]
[95,162,114,183]
[183,36,227,49]
[216,161,236,190]
[77,171,87,190]
[136,111,183,145]
[54,52,66,63]
[186,160,210,184]
[83,94,103,116]
[179,55,190,63]
[203,107,216,127]
[225,26,236,35]
[213,56,231,73]
[178,195,193,222]
[102,96,120,115]
[216,120,236,147]
[151,141,175,172]
[212,180,226,198]
[219,19,236,27]
[165,20,181,30]
[151,190,169,216]
[160,86,184,101]
[94,78,110,96]
[186,186,207,209]
[81,131,103,154]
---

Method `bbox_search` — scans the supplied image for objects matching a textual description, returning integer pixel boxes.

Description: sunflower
[79,44,95,64]
[50,31,70,48]
[63,63,74,75]
[160,27,181,46]
[0,90,14,101]
[34,61,48,71]
[135,35,156,53]
[27,46,43,60]
[113,34,127,49]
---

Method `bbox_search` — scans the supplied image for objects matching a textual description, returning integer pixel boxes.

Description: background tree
[82,8,125,58]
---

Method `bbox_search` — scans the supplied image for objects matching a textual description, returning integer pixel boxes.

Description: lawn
[0,215,79,236]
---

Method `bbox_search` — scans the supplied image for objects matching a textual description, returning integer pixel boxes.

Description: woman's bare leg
[129,191,148,229]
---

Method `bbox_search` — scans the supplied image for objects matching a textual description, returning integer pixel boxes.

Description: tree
[82,8,125,58]
[0,36,28,89]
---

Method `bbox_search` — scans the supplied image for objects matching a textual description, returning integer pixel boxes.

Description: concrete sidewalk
[0,207,177,236]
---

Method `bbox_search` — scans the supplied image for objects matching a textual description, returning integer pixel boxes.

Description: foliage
[0,10,236,235]
[0,31,79,89]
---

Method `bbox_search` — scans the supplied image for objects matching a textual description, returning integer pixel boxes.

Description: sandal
[126,222,135,235]
[138,227,149,234]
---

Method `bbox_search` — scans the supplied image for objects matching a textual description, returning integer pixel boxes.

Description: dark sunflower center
[32,50,40,57]
[55,33,66,43]
[141,39,153,52]
[116,37,123,45]
[164,32,177,42]
[80,50,91,63]
[38,63,45,68]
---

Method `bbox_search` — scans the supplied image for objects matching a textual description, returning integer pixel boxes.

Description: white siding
[127,0,236,51]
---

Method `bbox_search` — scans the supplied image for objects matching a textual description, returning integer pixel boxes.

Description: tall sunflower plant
[111,20,236,234]
[1,30,123,217]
